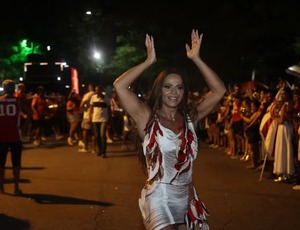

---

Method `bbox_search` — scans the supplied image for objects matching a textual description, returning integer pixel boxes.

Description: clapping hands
[144,29,202,63]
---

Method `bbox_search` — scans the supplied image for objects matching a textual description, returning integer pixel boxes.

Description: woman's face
[281,90,289,102]
[293,92,300,103]
[233,84,239,92]
[161,73,184,108]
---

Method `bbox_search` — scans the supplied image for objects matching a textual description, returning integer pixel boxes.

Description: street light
[91,49,104,75]
[93,51,101,60]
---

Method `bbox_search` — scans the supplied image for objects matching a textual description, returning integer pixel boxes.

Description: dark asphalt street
[1,137,300,230]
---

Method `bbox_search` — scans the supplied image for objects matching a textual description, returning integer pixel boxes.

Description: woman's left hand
[186,29,203,60]
[145,34,156,65]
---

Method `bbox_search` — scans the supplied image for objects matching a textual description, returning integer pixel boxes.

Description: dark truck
[22,61,79,96]
[21,61,80,135]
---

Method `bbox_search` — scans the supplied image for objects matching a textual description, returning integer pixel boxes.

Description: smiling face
[161,73,184,108]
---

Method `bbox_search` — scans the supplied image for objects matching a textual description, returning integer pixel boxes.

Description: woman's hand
[145,34,156,65]
[186,29,203,61]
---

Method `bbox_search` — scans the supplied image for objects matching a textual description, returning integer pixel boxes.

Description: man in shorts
[78,84,95,152]
[0,79,23,195]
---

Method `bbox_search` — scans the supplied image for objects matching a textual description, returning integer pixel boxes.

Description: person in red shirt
[230,95,245,158]
[31,86,48,146]
[0,79,23,195]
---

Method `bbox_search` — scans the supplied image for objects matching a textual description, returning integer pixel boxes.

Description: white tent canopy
[286,63,300,78]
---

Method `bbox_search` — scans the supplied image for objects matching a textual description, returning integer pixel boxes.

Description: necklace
[167,115,176,121]
[158,109,177,122]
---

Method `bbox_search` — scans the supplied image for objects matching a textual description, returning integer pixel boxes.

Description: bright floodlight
[93,51,101,60]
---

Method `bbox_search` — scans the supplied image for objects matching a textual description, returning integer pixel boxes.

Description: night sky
[1,0,300,85]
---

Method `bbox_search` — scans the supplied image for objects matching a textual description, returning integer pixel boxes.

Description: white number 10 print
[0,104,17,116]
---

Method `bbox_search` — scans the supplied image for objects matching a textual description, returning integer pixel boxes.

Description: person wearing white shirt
[90,85,111,158]
[78,84,95,152]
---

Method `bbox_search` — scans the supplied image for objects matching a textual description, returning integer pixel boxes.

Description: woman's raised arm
[113,34,156,138]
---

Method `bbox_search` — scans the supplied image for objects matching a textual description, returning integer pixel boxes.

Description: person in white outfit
[113,29,226,230]
[272,86,295,183]
[78,84,95,152]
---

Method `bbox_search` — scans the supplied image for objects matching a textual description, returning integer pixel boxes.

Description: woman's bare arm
[186,30,226,122]
[113,35,156,138]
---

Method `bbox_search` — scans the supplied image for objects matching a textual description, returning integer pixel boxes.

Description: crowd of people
[0,78,137,195]
[1,82,132,154]
[1,75,300,195]
[202,78,300,191]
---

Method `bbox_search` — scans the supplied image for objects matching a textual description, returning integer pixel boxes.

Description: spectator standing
[14,83,30,139]
[241,98,261,169]
[66,90,82,146]
[78,84,96,152]
[260,87,285,178]
[273,86,295,183]
[110,91,124,141]
[31,86,48,146]
[249,89,275,176]
[121,111,133,150]
[294,125,300,190]
[45,92,64,140]
[90,85,111,157]
[239,96,252,161]
[207,105,219,148]
[216,98,228,149]
[292,88,300,189]
[223,95,234,156]
[230,95,245,158]
[0,79,23,195]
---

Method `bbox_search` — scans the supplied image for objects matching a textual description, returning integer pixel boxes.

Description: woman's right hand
[145,34,156,65]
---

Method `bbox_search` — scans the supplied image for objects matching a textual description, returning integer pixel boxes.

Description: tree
[0,38,43,82]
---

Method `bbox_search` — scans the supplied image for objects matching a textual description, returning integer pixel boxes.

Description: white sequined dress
[139,115,209,230]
